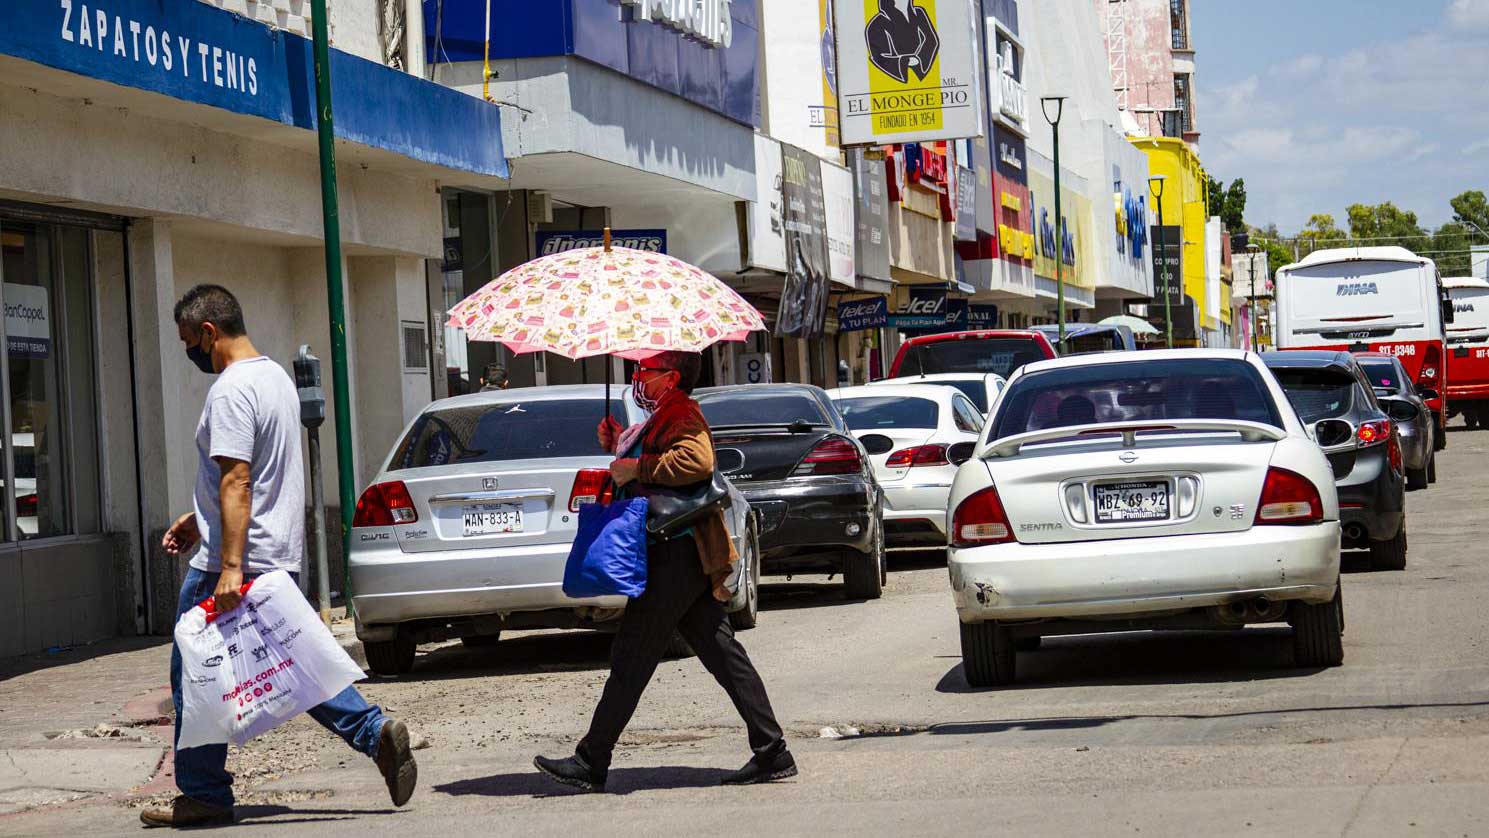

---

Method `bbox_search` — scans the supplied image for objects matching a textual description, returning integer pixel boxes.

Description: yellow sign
[1001,192,1022,211]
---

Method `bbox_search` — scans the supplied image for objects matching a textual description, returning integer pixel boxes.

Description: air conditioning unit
[527,191,554,225]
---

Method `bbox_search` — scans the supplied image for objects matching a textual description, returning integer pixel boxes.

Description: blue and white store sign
[536,229,668,255]
[424,0,762,126]
[0,0,507,177]
[5,284,51,359]
[837,297,888,332]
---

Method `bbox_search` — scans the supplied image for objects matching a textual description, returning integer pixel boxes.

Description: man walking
[142,285,418,828]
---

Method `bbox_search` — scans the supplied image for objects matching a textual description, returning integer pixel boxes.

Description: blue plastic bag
[562,497,649,599]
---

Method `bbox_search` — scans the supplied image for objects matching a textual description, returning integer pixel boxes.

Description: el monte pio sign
[620,0,733,48]
[833,0,982,146]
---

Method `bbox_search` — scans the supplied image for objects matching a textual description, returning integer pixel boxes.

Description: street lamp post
[1246,242,1261,351]
[1041,96,1068,346]
[1149,175,1172,348]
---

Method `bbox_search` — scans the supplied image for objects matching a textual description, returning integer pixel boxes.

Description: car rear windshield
[1357,360,1402,392]
[897,338,1047,379]
[697,391,832,427]
[1058,332,1124,355]
[836,397,939,430]
[937,380,988,412]
[1271,370,1357,422]
[990,358,1283,440]
[390,399,622,469]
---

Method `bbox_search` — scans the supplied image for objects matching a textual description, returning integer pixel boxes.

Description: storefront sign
[837,297,889,332]
[4,283,51,359]
[1151,225,1184,304]
[619,0,734,48]
[0,0,506,177]
[776,144,832,339]
[535,229,668,255]
[834,0,983,145]
[890,284,949,330]
[852,150,892,285]
[736,351,773,384]
[954,165,978,241]
[822,162,857,288]
[967,303,999,328]
[748,135,788,273]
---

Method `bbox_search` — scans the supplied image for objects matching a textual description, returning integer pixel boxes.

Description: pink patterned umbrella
[447,236,766,362]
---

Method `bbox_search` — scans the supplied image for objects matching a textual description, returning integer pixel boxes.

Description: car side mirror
[1417,388,1440,403]
[1314,419,1353,448]
[948,442,976,466]
[859,433,896,456]
[1385,399,1421,423]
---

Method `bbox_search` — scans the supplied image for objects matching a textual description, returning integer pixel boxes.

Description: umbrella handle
[605,355,612,424]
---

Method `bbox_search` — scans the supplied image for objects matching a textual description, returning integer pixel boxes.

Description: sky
[1193,0,1489,233]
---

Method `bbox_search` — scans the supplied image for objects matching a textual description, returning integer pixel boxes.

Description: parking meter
[294,347,325,429]
[295,346,331,622]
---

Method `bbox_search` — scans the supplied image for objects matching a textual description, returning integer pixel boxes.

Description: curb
[332,622,368,670]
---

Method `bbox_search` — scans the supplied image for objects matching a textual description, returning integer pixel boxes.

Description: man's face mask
[186,329,215,374]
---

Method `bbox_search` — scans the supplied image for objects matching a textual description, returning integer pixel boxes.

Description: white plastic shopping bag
[174,569,365,749]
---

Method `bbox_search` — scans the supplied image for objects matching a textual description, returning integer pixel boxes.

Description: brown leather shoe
[375,718,418,807]
[139,795,234,828]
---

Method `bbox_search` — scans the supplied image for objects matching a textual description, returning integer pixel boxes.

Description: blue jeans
[171,566,387,808]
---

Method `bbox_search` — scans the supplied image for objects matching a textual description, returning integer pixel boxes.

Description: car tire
[728,524,761,632]
[365,635,416,677]
[461,633,502,649]
[1428,452,1438,483]
[1406,463,1429,491]
[1290,584,1344,668]
[960,621,1016,687]
[1465,411,1479,431]
[843,523,885,600]
[1370,521,1408,571]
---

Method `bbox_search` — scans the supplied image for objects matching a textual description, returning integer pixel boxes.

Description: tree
[1250,222,1296,271]
[1345,202,1424,250]
[1205,176,1249,234]
[1450,190,1489,233]
[1295,214,1350,259]
[1431,221,1472,276]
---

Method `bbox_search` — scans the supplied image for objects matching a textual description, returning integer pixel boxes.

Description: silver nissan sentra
[348,385,758,676]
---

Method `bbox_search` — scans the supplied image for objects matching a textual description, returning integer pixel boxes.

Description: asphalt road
[7,425,1489,837]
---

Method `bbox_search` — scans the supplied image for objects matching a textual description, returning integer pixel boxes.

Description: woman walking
[534,351,795,792]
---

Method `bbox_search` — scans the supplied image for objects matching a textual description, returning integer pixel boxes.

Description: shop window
[1173,74,1193,133]
[0,220,100,542]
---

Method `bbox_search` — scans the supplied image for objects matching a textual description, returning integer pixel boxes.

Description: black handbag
[632,471,732,540]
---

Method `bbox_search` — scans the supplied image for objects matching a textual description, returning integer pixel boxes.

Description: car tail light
[1254,467,1323,525]
[569,468,614,512]
[951,486,1015,547]
[1417,343,1442,390]
[792,437,862,477]
[1386,431,1403,475]
[885,444,950,468]
[353,481,418,527]
[1356,419,1391,448]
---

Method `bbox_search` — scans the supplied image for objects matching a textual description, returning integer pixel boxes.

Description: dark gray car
[1354,353,1437,490]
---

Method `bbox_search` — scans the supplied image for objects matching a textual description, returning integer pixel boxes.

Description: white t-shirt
[190,356,306,574]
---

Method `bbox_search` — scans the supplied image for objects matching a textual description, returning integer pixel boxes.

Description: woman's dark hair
[173,284,247,337]
[656,351,703,394]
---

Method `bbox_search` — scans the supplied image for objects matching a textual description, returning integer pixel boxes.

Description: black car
[693,384,887,599]
[1263,351,1408,570]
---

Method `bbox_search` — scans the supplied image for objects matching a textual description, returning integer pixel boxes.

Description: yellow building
[1134,137,1211,343]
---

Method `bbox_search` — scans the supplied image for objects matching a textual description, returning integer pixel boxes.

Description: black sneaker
[721,749,798,785]
[533,754,607,793]
[375,719,419,807]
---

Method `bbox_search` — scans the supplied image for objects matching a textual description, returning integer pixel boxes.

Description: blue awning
[2,0,506,179]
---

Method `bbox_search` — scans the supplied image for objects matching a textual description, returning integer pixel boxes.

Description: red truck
[1445,277,1489,429]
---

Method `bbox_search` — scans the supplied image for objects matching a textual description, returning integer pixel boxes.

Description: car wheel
[728,524,761,631]
[461,632,502,649]
[960,621,1016,687]
[1406,463,1429,491]
[1369,520,1408,571]
[1466,411,1479,430]
[365,635,416,677]
[843,522,885,600]
[1290,584,1344,668]
[1428,452,1438,483]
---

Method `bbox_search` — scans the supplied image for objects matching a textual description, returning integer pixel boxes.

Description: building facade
[1092,0,1200,149]
[0,0,507,654]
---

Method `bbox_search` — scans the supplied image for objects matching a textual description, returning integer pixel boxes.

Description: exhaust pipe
[1225,601,1249,621]
[1344,523,1365,542]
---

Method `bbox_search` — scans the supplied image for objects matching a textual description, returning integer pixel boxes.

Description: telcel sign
[620,0,733,48]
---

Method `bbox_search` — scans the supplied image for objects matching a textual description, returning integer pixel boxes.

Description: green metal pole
[1052,124,1065,345]
[309,0,357,608]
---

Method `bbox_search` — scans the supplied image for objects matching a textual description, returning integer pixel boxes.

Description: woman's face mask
[632,367,675,411]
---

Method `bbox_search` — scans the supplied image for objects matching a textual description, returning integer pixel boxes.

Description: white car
[947,349,1344,687]
[871,373,1007,416]
[829,384,983,547]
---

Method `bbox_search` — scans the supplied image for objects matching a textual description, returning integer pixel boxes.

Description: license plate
[461,503,524,536]
[1093,480,1171,523]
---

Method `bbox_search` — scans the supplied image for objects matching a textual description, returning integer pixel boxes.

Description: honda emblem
[482,478,498,490]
